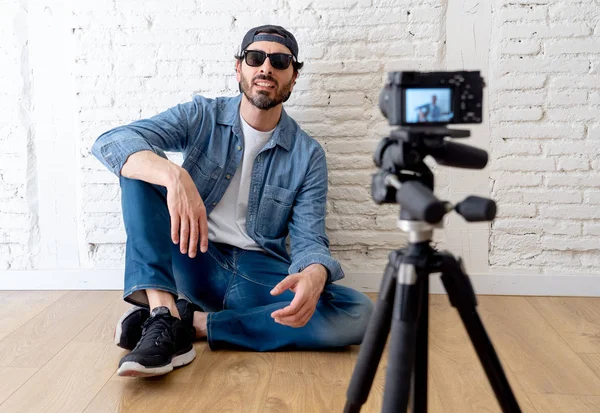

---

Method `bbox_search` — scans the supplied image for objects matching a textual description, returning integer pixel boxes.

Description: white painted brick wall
[0,0,31,270]
[489,0,600,276]
[1,0,600,281]
[71,0,446,273]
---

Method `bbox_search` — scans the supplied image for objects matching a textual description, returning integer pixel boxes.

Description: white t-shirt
[207,113,274,250]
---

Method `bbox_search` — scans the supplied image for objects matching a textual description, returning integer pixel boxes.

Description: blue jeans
[119,176,374,351]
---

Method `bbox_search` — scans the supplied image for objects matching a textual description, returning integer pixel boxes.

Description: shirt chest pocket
[257,184,297,238]
[182,147,223,200]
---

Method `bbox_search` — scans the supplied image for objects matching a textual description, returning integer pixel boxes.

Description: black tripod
[343,127,522,413]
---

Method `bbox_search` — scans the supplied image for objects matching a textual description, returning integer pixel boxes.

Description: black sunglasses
[243,50,294,70]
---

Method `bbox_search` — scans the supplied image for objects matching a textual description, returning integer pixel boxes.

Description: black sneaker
[176,298,203,332]
[115,300,203,350]
[117,306,196,377]
[114,306,150,350]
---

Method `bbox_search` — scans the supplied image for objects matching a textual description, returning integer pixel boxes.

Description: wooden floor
[0,291,599,412]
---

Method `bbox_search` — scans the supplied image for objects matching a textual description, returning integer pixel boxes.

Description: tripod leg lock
[439,253,478,310]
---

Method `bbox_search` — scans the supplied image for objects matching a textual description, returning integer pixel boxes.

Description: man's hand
[270,264,328,328]
[166,167,209,258]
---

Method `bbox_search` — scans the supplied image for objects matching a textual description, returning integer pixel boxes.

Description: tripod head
[372,71,496,241]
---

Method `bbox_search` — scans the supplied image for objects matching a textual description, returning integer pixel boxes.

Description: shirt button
[226,174,231,179]
[211,202,216,206]
[237,145,242,151]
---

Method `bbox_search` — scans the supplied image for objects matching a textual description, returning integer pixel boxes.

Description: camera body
[373,70,491,222]
[379,71,485,126]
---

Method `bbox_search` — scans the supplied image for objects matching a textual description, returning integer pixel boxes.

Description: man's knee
[119,175,167,198]
[352,291,374,341]
[322,286,374,346]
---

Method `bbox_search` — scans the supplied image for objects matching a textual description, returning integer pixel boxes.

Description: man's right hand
[166,168,208,258]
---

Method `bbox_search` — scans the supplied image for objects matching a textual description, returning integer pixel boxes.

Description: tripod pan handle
[396,180,449,223]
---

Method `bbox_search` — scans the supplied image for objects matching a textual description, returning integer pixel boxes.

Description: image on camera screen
[405,88,453,124]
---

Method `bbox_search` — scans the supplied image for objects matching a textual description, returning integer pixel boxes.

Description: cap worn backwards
[241,24,299,60]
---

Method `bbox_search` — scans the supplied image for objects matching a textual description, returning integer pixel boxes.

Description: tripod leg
[382,261,422,413]
[344,250,402,413]
[439,254,522,413]
[412,270,429,413]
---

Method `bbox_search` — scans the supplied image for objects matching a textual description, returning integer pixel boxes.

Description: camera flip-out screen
[404,88,453,124]
[379,71,483,126]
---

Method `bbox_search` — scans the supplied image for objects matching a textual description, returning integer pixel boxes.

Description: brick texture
[2,0,600,279]
[489,1,600,275]
[0,0,31,270]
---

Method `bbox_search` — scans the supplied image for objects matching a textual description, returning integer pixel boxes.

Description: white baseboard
[0,269,599,297]
[0,270,125,291]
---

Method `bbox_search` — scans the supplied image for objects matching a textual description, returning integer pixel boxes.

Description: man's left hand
[270,264,328,328]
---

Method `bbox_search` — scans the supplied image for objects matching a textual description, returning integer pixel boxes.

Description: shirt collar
[216,94,294,152]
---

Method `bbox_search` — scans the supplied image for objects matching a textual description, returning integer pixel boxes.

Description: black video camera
[379,71,485,126]
[372,70,494,224]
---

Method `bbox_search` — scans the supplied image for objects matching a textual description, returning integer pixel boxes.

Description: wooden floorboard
[476,295,600,396]
[0,291,598,412]
[83,344,210,413]
[527,297,600,354]
[0,367,38,406]
[578,353,600,381]
[0,292,14,303]
[74,294,132,344]
[0,290,66,342]
[428,295,538,413]
[0,291,117,368]
[174,348,275,413]
[528,394,600,413]
[261,350,351,413]
[0,342,122,413]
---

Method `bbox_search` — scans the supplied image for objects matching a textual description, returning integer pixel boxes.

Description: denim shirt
[90,94,345,283]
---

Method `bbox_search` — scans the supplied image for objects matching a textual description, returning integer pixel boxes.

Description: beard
[240,72,294,111]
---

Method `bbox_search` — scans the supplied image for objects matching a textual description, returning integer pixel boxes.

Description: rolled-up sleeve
[287,149,345,283]
[90,98,202,177]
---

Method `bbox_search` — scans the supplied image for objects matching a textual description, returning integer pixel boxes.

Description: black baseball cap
[240,25,299,61]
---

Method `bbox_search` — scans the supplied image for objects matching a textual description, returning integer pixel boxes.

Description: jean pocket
[257,185,296,238]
